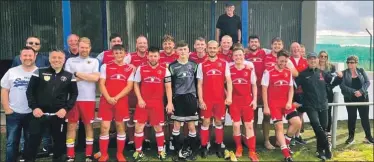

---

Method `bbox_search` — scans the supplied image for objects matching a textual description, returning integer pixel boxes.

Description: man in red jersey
[132,47,173,161]
[261,50,302,162]
[263,37,298,77]
[197,40,233,159]
[97,33,130,65]
[218,35,233,62]
[126,35,150,151]
[244,35,274,149]
[97,45,135,162]
[189,37,207,64]
[160,35,179,65]
[229,47,259,161]
[289,42,308,146]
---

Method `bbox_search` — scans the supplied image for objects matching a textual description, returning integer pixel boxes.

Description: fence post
[331,91,340,149]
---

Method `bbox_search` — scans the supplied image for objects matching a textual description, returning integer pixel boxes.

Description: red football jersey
[134,64,170,100]
[245,49,266,82]
[102,50,114,65]
[290,56,308,93]
[261,67,293,102]
[189,52,207,64]
[130,51,148,67]
[197,58,229,102]
[101,63,134,96]
[230,65,256,97]
[159,51,178,65]
[263,54,277,70]
[218,50,233,62]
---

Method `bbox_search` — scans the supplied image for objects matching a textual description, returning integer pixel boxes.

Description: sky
[317,1,373,36]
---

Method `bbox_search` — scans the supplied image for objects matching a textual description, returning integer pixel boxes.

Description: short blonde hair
[221,35,232,42]
[79,37,91,46]
[347,55,359,63]
[207,40,219,47]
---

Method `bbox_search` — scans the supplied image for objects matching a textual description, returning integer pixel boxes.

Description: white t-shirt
[196,61,231,80]
[65,56,99,101]
[0,66,38,113]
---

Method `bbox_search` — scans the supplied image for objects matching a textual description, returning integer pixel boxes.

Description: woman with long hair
[318,51,336,139]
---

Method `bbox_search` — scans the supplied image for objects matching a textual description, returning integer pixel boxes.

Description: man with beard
[189,37,207,64]
[289,42,308,146]
[295,52,342,160]
[218,35,233,62]
[197,40,233,159]
[262,50,302,162]
[64,37,100,162]
[97,33,130,65]
[132,47,173,161]
[64,34,80,59]
[160,35,179,65]
[24,49,78,162]
[1,47,38,162]
[12,36,50,68]
[127,35,150,151]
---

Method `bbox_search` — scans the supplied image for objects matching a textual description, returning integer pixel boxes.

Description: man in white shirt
[64,37,100,161]
[1,46,38,162]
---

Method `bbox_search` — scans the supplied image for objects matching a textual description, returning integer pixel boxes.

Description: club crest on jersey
[157,70,162,74]
[244,72,248,76]
[60,76,67,82]
[217,62,222,67]
[87,60,91,64]
[284,73,288,78]
[44,76,50,81]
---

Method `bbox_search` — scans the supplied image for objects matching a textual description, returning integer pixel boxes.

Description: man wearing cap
[295,52,342,160]
[216,2,242,43]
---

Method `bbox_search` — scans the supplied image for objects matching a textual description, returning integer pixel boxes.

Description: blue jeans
[6,112,32,162]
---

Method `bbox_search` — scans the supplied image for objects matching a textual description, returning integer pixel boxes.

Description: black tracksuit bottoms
[24,115,66,161]
[306,108,329,150]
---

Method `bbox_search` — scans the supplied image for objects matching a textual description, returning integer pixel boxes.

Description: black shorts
[171,93,199,122]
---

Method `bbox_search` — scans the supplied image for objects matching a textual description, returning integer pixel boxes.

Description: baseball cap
[225,2,234,7]
[307,52,318,58]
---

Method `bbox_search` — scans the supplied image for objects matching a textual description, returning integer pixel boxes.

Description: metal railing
[330,92,373,148]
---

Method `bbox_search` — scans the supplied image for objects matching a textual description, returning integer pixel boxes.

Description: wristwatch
[74,72,78,77]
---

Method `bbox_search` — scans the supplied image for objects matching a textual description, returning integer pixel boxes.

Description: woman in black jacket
[318,51,336,138]
[339,55,373,144]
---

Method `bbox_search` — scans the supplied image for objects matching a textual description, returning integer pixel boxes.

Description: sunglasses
[346,62,356,64]
[27,42,40,45]
[319,55,328,58]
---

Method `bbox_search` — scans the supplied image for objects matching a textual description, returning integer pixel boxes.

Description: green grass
[1,120,373,161]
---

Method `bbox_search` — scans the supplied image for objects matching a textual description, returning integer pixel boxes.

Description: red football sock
[86,138,94,156]
[281,145,291,158]
[134,132,144,152]
[66,140,75,158]
[247,136,256,152]
[155,131,165,153]
[200,126,209,146]
[215,125,224,144]
[117,134,126,154]
[99,135,109,157]
[233,134,242,149]
[285,134,292,145]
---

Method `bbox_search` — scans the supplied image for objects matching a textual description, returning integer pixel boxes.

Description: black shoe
[345,136,355,144]
[325,145,332,159]
[316,150,326,160]
[35,147,49,158]
[200,146,208,158]
[294,136,307,145]
[127,141,135,151]
[143,139,151,151]
[364,137,374,144]
[284,157,293,162]
[215,143,224,158]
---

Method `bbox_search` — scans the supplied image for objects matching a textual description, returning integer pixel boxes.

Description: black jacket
[340,68,370,99]
[323,64,337,102]
[26,66,78,113]
[296,67,341,111]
